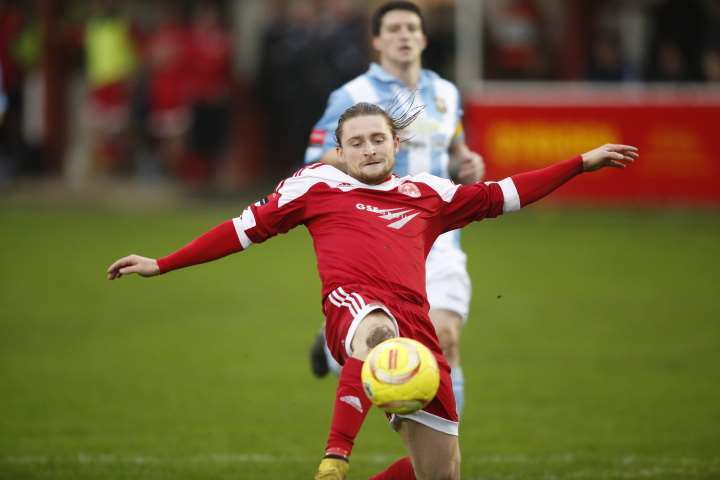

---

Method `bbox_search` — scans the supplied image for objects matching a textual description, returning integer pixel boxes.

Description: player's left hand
[581,144,638,172]
[450,148,485,184]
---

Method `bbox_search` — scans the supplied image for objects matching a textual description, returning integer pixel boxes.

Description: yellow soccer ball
[361,337,440,414]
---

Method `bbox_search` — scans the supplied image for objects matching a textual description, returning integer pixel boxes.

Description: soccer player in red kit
[107,102,637,480]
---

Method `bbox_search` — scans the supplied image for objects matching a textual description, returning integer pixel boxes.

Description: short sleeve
[234,173,312,247]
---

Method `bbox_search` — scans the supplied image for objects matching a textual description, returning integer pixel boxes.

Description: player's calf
[398,419,460,480]
[413,460,459,480]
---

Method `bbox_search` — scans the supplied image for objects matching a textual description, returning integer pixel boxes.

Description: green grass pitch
[1,203,718,479]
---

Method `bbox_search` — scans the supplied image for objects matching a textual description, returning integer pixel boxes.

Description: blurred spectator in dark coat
[586,34,624,81]
[257,0,312,178]
[646,0,706,81]
[423,3,456,81]
[0,0,25,183]
[257,0,367,179]
[703,47,720,81]
[702,0,720,82]
[314,0,368,90]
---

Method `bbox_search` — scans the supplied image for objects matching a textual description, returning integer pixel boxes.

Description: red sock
[370,457,416,480]
[324,357,372,458]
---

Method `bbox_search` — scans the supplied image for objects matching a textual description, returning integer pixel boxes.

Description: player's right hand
[107,255,160,280]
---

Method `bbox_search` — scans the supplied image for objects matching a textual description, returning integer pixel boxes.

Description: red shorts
[323,285,459,435]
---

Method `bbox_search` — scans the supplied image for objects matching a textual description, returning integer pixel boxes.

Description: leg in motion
[371,419,460,480]
[315,309,398,480]
[430,308,464,415]
[398,419,460,480]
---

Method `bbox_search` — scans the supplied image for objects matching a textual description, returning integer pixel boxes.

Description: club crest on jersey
[436,98,447,114]
[356,203,420,230]
[398,182,421,198]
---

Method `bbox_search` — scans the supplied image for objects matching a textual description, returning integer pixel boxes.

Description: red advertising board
[464,87,720,205]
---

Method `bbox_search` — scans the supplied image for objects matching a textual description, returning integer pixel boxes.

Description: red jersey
[232,163,518,310]
[157,156,583,336]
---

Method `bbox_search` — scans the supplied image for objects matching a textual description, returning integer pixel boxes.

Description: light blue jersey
[305,63,464,178]
[305,63,465,250]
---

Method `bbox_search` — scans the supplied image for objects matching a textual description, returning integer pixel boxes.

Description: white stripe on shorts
[339,287,366,313]
[329,290,358,316]
[327,287,400,358]
[391,409,459,436]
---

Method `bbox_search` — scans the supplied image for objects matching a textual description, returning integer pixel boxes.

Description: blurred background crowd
[0,0,719,191]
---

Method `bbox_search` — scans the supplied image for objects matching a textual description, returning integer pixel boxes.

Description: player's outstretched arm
[504,143,638,210]
[106,220,243,281]
[107,255,160,280]
[581,144,638,172]
[441,143,639,229]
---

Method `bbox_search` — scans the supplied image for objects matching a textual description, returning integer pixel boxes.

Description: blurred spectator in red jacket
[145,3,191,177]
[485,0,549,79]
[185,1,233,183]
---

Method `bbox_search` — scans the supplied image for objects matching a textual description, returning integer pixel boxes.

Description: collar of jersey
[367,62,431,90]
[325,164,402,191]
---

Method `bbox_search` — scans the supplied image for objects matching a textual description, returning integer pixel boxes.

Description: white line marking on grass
[1,451,719,479]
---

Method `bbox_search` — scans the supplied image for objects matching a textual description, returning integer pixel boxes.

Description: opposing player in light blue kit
[306,1,483,423]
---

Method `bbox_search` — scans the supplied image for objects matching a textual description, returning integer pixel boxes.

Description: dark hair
[334,98,423,147]
[371,1,425,37]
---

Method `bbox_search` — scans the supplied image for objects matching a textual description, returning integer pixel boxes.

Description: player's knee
[350,311,397,360]
[366,324,395,349]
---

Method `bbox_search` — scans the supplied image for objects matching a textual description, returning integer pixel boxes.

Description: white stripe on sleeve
[241,207,257,230]
[232,207,256,249]
[498,177,521,213]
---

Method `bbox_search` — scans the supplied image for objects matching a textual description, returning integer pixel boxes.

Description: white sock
[451,366,464,416]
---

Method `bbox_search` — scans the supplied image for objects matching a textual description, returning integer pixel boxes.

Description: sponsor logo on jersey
[356,203,421,230]
[436,97,447,114]
[398,182,421,198]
